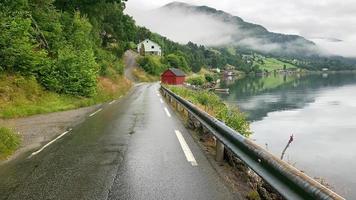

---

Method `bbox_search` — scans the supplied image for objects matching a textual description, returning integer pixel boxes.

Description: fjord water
[220,73,356,199]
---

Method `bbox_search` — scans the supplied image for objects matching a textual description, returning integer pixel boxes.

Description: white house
[137,39,162,56]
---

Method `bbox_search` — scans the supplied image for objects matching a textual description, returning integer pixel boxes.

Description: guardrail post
[216,139,225,162]
[177,102,181,112]
[187,113,195,129]
[174,100,178,110]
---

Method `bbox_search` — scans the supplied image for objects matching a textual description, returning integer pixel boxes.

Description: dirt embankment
[0,104,101,164]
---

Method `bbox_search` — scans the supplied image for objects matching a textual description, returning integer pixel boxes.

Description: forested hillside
[136,30,251,73]
[0,0,237,92]
[144,1,356,71]
[1,0,354,113]
[1,0,135,97]
[162,2,317,57]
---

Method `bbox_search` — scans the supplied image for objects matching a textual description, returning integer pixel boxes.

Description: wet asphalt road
[124,51,138,82]
[0,83,236,200]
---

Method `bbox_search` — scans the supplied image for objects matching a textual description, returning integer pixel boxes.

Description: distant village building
[210,68,221,73]
[161,68,185,85]
[137,39,162,56]
[224,64,235,71]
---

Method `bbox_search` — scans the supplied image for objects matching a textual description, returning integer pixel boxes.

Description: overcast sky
[126,0,356,57]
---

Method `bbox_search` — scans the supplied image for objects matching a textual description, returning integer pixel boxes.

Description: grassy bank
[0,127,20,160]
[0,74,132,118]
[167,86,251,137]
[132,68,159,82]
[185,68,219,86]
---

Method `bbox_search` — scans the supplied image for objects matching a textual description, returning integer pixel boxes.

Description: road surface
[0,83,236,200]
[124,51,138,82]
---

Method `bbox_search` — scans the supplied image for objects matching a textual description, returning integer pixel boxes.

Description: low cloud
[127,4,319,56]
[310,37,356,58]
[126,0,356,57]
[129,5,236,46]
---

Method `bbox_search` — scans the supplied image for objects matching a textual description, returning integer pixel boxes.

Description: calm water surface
[220,73,356,199]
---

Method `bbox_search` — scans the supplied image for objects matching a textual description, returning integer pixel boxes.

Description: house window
[151,46,154,49]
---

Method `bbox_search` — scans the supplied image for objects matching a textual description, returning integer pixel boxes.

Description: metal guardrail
[161,85,345,200]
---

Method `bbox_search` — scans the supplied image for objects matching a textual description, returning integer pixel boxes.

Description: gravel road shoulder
[0,104,101,164]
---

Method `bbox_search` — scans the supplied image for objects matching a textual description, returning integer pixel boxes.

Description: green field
[254,57,298,72]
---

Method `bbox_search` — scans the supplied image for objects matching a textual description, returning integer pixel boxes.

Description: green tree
[165,54,180,68]
[137,55,166,76]
[0,12,48,75]
[38,12,98,96]
[165,53,189,72]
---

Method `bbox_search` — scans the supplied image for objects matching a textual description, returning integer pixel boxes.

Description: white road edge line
[29,129,72,158]
[156,93,160,97]
[164,107,171,117]
[109,100,116,105]
[160,98,164,104]
[89,108,102,117]
[175,130,198,166]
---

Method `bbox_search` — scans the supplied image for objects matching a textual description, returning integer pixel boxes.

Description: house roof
[167,68,185,77]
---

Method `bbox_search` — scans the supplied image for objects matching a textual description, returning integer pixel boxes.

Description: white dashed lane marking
[175,130,198,166]
[89,108,102,117]
[164,107,171,117]
[29,129,72,158]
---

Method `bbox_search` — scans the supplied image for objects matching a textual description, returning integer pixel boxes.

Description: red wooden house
[161,68,186,85]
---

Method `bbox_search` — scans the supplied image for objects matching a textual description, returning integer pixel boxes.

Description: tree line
[0,0,255,97]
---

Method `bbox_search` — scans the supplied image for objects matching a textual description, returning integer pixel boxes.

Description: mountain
[158,2,319,57]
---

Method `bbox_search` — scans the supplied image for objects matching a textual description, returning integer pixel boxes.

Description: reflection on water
[220,73,356,199]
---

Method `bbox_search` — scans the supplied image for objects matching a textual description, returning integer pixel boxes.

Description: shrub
[39,45,97,97]
[128,42,137,50]
[137,55,167,76]
[187,75,205,86]
[205,73,214,82]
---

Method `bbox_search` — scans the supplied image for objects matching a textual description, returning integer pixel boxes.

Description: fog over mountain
[128,2,319,57]
[126,1,356,58]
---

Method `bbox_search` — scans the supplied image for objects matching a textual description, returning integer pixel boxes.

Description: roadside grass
[132,68,159,82]
[0,127,20,160]
[185,68,219,86]
[166,86,251,137]
[0,74,132,118]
